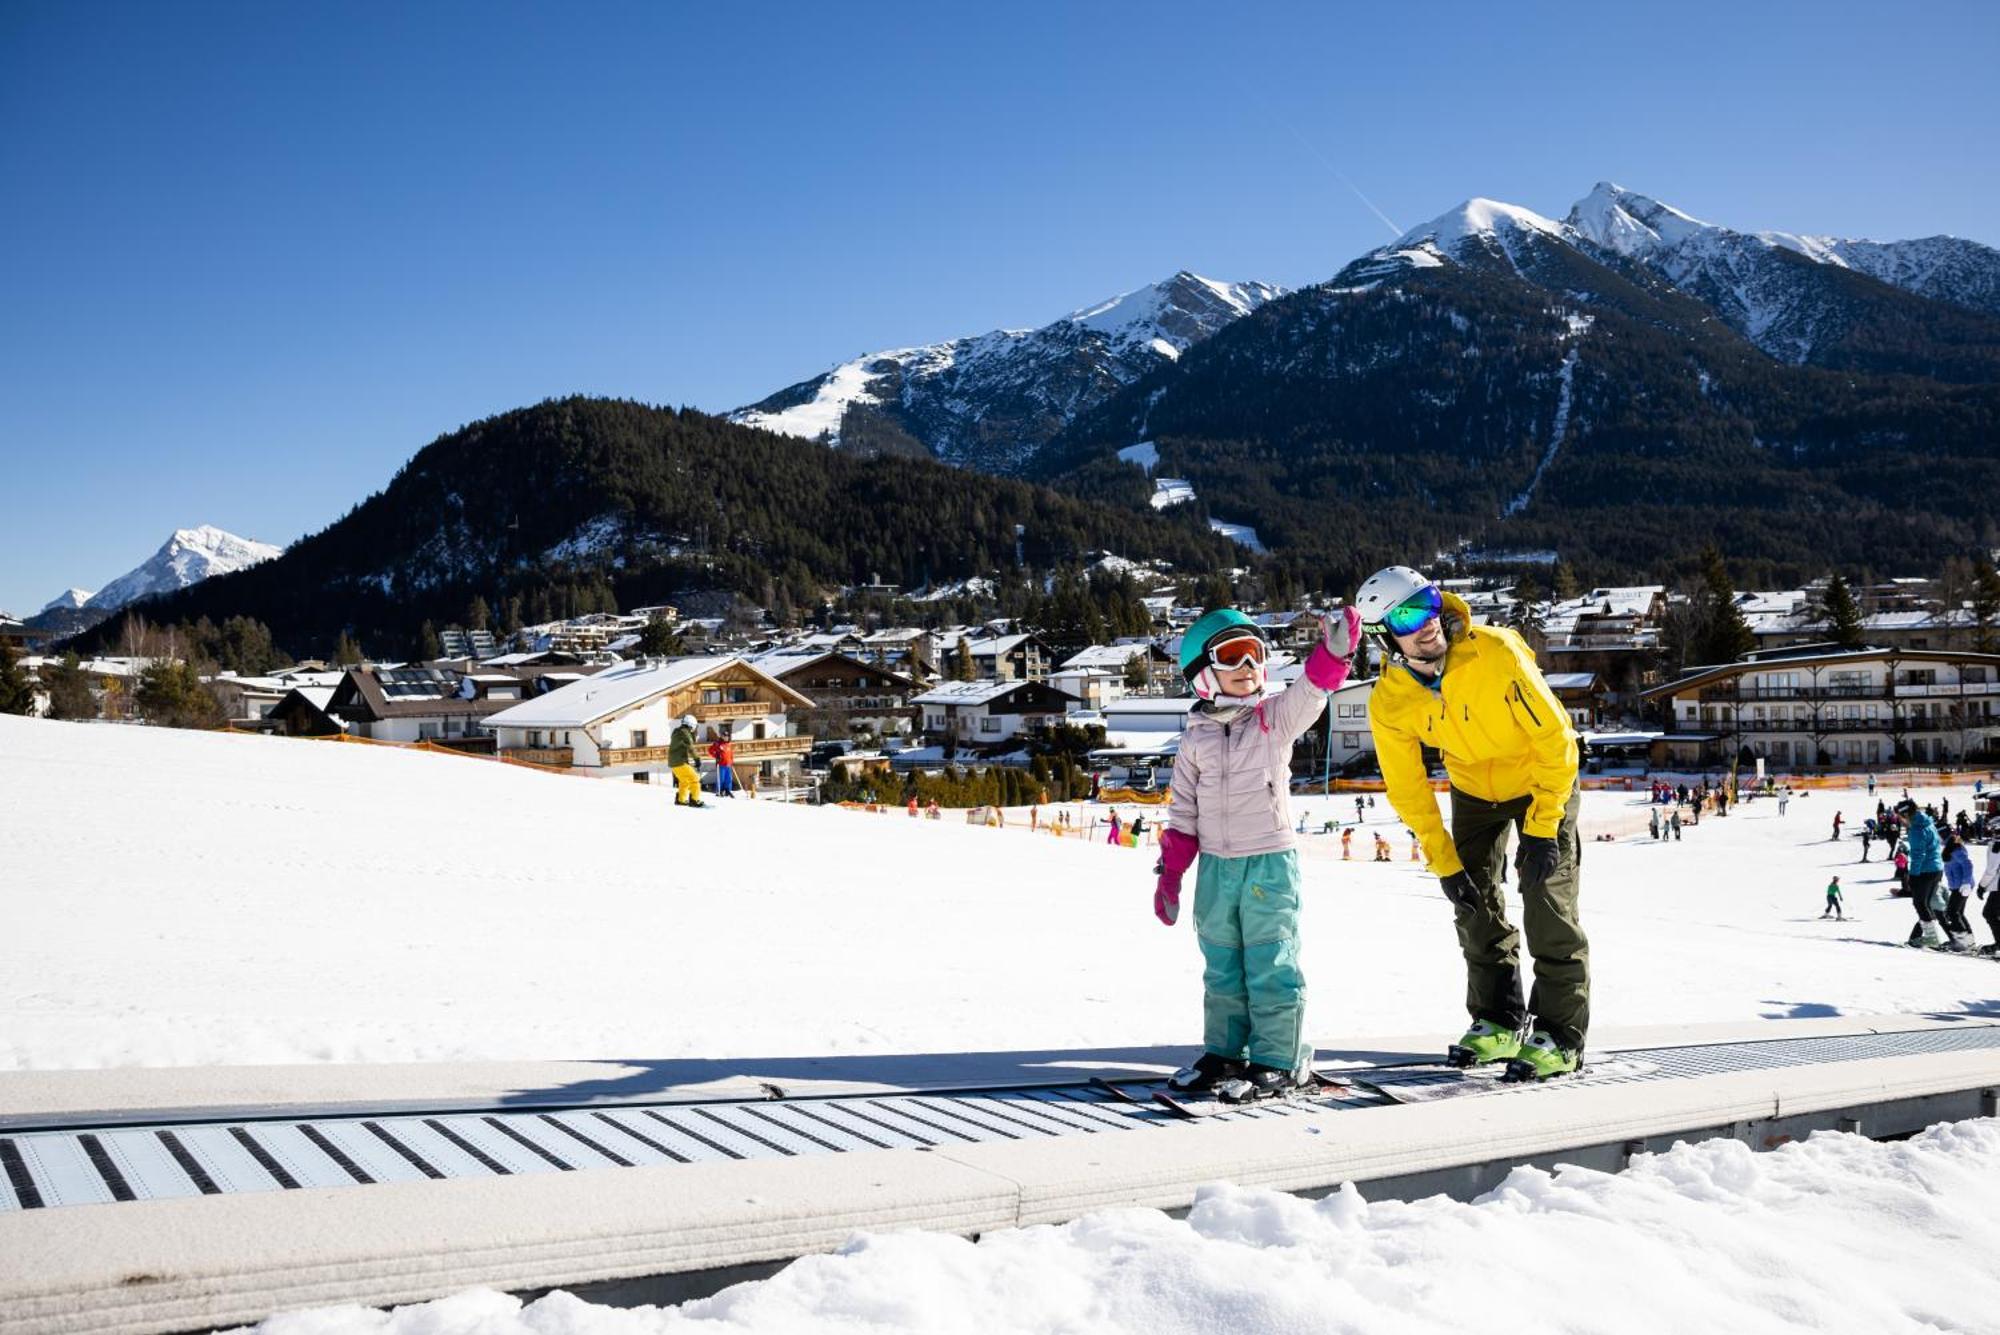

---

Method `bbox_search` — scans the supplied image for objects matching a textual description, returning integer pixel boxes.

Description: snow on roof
[1543,672,1599,690]
[1060,643,1150,670]
[909,679,1051,708]
[288,686,337,711]
[485,656,738,729]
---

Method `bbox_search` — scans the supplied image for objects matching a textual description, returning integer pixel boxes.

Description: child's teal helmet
[1179,608,1267,701]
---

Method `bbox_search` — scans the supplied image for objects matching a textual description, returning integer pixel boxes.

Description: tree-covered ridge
[1040,266,2000,592]
[80,399,1244,660]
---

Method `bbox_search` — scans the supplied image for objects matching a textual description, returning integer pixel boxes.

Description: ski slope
[6,716,1999,1332]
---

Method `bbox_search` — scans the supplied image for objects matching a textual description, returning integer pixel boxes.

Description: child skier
[1153,605,1361,1103]
[1821,876,1844,921]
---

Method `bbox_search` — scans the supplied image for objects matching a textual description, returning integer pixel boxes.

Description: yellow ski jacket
[1366,592,1578,877]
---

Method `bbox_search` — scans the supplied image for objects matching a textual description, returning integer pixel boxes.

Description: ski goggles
[1374,584,1444,637]
[1207,632,1267,668]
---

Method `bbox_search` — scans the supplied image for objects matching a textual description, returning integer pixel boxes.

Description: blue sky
[3,1,1997,614]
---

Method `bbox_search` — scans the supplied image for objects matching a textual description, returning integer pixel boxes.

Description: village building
[940,632,1054,684]
[909,678,1079,755]
[1642,644,2000,769]
[268,685,344,737]
[484,655,813,784]
[325,664,551,750]
[748,649,918,741]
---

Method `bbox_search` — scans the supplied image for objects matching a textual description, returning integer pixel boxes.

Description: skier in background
[1152,604,1361,1103]
[1943,835,1977,949]
[1359,565,1588,1082]
[1821,876,1845,921]
[1978,833,2000,956]
[708,727,738,798]
[668,714,704,808]
[1901,800,1947,949]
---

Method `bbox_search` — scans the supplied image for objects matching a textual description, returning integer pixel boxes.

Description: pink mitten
[1305,605,1362,690]
[1154,828,1199,926]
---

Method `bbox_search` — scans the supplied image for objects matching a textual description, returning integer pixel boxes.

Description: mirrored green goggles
[1375,585,1443,637]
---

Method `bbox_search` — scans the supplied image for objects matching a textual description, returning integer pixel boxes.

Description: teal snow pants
[1192,849,1307,1071]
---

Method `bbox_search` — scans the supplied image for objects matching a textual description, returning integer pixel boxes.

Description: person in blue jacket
[1899,800,1948,949]
[1942,835,1977,949]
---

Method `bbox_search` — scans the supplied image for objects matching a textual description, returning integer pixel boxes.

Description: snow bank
[244,1117,2000,1333]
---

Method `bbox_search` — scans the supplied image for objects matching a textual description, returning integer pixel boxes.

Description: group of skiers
[665,716,742,809]
[1153,564,1589,1104]
[1871,797,2000,953]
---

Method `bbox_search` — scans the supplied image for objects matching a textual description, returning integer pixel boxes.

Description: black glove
[1439,870,1477,909]
[1516,834,1560,888]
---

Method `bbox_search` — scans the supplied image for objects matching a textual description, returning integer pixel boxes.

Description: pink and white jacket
[1164,616,1357,865]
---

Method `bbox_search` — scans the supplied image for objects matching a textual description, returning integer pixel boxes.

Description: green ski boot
[1447,1020,1523,1068]
[1503,1031,1581,1082]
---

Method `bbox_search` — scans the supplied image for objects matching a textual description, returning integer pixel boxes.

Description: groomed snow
[8,714,1993,1073]
[11,716,2000,1331]
[245,1118,2000,1333]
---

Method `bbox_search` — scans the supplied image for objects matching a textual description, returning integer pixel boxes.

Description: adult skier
[1979,833,2000,956]
[1152,604,1361,1102]
[668,714,705,808]
[1358,566,1589,1081]
[1900,800,1946,948]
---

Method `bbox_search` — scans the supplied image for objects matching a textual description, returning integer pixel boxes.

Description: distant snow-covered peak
[41,588,95,613]
[1396,197,1568,253]
[86,526,282,611]
[1066,271,1283,353]
[1564,182,1714,256]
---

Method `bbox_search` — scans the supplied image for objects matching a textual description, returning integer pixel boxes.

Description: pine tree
[44,652,98,720]
[1551,561,1581,601]
[953,634,975,681]
[1821,573,1865,649]
[1696,548,1754,665]
[639,613,684,657]
[417,620,441,660]
[465,595,490,632]
[333,631,364,665]
[0,638,33,715]
[1972,557,2000,654]
[134,660,224,729]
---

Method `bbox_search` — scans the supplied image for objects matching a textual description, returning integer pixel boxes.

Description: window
[528,730,542,747]
[631,729,648,749]
[979,717,1002,734]
[1342,732,1361,749]
[634,772,650,783]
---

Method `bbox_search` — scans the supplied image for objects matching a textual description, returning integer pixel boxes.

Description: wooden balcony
[508,747,574,767]
[693,701,770,722]
[730,735,813,760]
[599,744,674,766]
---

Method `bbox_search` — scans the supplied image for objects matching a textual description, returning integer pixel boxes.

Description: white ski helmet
[1354,565,1442,657]
[681,714,697,729]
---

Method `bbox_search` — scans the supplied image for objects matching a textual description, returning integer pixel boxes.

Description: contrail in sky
[1260,97,1405,239]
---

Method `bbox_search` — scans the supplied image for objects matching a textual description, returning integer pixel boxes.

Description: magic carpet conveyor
[2,1014,1997,1334]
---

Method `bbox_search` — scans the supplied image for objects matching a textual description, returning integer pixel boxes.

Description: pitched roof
[483,655,809,728]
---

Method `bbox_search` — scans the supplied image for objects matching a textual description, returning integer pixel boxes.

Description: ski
[1087,1077,1146,1104]
[1149,1071,1352,1119]
[1354,1055,1659,1104]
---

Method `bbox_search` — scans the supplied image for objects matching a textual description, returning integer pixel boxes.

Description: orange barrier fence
[226,727,590,777]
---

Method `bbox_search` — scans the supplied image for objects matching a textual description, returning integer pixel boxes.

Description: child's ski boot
[1447,1020,1524,1068]
[1215,1062,1303,1105]
[1503,1031,1581,1082]
[1166,1052,1246,1094]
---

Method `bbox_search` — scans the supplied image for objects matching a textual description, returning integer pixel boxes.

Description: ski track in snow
[1504,341,1581,518]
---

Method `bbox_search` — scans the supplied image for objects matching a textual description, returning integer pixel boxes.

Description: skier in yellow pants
[669,714,705,807]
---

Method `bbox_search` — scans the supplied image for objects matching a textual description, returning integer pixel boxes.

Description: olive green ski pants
[1448,783,1588,1051]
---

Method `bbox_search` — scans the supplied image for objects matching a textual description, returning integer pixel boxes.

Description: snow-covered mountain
[731,271,1282,473]
[86,526,282,612]
[40,588,94,613]
[1564,181,2000,361]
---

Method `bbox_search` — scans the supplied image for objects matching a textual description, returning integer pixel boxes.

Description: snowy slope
[85,525,282,611]
[4,713,1993,1072]
[10,717,1997,1333]
[730,272,1281,473]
